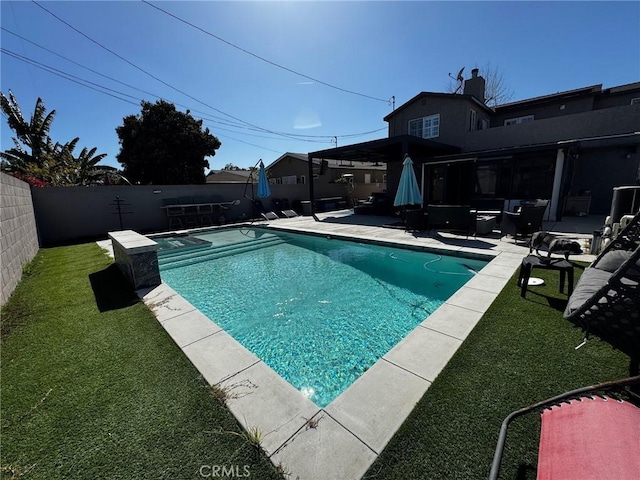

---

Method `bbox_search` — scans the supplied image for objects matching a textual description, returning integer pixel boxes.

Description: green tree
[223,163,242,171]
[115,100,221,184]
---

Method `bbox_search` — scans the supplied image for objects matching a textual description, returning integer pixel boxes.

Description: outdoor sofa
[425,204,476,237]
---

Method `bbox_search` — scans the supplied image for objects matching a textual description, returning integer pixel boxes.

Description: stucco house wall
[386,95,491,147]
[463,105,640,152]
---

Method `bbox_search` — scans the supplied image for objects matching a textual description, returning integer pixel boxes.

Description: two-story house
[307,69,640,220]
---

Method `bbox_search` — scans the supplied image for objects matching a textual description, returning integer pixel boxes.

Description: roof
[494,84,602,111]
[384,92,492,121]
[308,134,460,164]
[427,131,640,164]
[266,152,387,171]
[205,169,253,183]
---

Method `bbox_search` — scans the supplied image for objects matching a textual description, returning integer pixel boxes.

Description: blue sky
[1,1,639,171]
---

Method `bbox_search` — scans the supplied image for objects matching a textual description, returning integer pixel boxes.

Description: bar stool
[165,206,184,230]
[183,205,199,228]
[198,204,213,227]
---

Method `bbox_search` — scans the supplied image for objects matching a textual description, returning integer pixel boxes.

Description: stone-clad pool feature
[108,230,161,290]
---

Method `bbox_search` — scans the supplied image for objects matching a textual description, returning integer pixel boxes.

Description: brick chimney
[463,68,486,103]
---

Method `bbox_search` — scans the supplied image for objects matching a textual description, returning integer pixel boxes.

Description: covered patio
[306,134,460,217]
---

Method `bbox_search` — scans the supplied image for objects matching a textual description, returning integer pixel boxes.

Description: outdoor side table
[476,215,497,235]
[517,255,574,299]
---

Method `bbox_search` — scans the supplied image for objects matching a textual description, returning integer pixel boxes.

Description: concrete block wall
[30,182,384,246]
[1,173,39,306]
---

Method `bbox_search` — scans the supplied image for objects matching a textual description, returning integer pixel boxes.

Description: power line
[3,46,386,149]
[30,0,303,140]
[5,17,388,141]
[1,49,140,106]
[141,0,392,104]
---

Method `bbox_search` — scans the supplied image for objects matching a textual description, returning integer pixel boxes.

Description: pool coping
[99,223,528,480]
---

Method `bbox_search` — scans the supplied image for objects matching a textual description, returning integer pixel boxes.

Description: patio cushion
[537,397,640,480]
[564,267,613,316]
[595,250,637,273]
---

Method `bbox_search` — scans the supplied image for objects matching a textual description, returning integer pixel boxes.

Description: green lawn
[366,264,631,479]
[2,245,631,480]
[1,244,281,480]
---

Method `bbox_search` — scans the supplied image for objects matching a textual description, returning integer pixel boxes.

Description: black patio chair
[500,203,548,243]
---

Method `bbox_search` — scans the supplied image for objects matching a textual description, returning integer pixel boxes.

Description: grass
[0,244,281,480]
[365,264,631,480]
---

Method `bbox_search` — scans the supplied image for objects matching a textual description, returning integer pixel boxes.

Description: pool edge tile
[138,282,196,322]
[182,332,260,385]
[324,359,431,454]
[269,412,377,480]
[218,362,320,457]
[383,327,463,383]
[160,309,222,348]
[420,303,484,340]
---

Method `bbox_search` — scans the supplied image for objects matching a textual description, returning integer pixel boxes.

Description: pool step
[159,235,282,262]
[159,237,285,270]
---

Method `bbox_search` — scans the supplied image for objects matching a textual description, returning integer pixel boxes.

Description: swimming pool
[156,227,487,407]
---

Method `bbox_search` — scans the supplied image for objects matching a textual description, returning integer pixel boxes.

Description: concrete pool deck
[98,211,599,480]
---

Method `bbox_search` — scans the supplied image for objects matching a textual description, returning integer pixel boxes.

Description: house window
[479,118,489,130]
[631,98,640,105]
[504,115,534,126]
[469,109,477,131]
[298,175,306,185]
[282,175,297,185]
[364,174,371,184]
[409,114,440,139]
[276,178,282,184]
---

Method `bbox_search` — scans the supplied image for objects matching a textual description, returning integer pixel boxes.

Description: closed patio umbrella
[257,160,271,198]
[394,154,423,207]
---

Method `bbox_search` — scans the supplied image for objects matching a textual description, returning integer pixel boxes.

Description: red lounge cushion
[537,397,640,480]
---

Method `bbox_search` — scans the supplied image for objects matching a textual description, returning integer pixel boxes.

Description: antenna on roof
[448,67,465,94]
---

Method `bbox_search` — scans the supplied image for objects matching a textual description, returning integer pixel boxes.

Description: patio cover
[306,135,459,216]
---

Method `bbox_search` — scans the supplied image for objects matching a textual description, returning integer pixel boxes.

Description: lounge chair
[260,211,280,221]
[489,375,640,480]
[280,209,299,218]
[501,202,548,243]
[563,210,640,362]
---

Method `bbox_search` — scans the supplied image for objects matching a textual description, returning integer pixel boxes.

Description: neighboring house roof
[205,169,253,183]
[266,152,387,171]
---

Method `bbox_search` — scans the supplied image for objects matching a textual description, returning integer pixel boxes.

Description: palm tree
[1,92,109,186]
[0,91,55,169]
[70,145,108,186]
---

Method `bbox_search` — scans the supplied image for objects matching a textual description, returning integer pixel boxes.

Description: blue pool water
[157,227,487,407]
